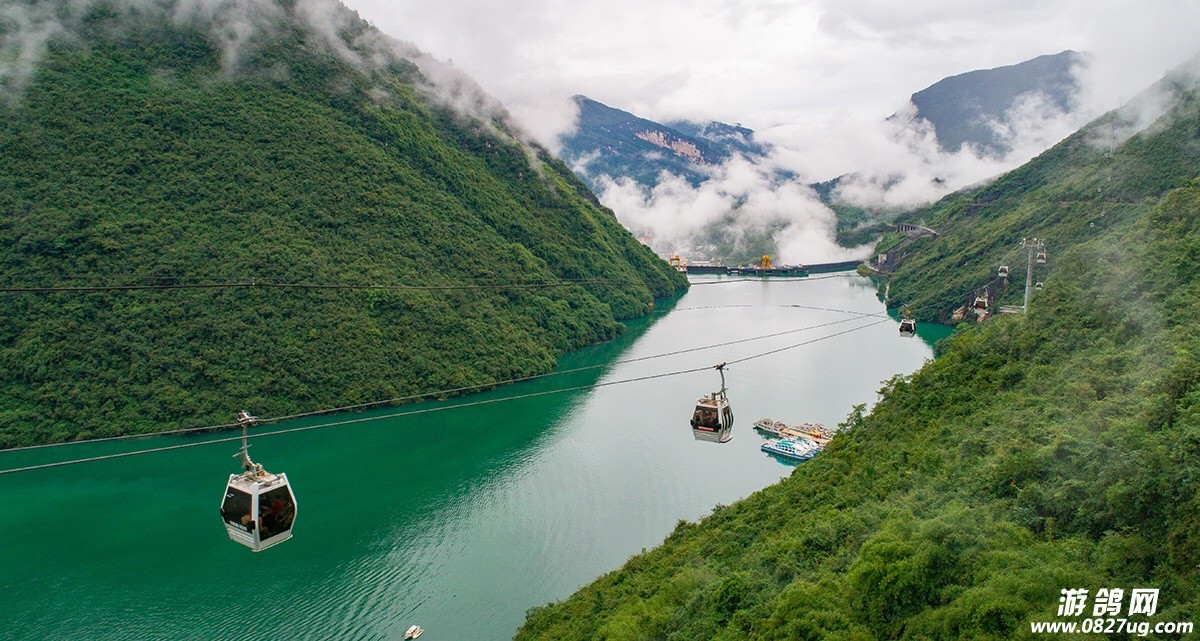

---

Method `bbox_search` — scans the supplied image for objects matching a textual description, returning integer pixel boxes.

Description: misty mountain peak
[903,50,1089,156]
[560,95,767,191]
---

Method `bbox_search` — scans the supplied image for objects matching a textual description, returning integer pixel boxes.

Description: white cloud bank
[6,0,1197,262]
[343,0,1200,262]
[588,68,1100,264]
[597,156,872,264]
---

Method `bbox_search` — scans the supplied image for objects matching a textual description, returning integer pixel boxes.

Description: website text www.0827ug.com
[1030,619,1194,636]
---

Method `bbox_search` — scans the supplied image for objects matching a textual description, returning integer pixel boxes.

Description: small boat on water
[755,418,834,444]
[404,625,424,639]
[761,438,821,461]
[752,417,788,435]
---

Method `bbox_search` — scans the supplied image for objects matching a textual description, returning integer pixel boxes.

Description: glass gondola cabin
[899,318,917,337]
[691,391,734,443]
[220,465,297,552]
[973,294,988,310]
[998,265,1010,278]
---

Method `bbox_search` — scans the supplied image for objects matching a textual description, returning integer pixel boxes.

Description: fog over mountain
[10,0,1193,265]
[554,52,1102,263]
[560,96,773,192]
[903,50,1088,156]
[0,0,535,147]
[339,0,1199,263]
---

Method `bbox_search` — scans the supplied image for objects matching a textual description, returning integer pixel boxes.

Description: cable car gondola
[219,411,297,552]
[690,363,734,443]
[899,310,917,337]
[998,265,1010,278]
[1036,249,1047,264]
[973,291,989,311]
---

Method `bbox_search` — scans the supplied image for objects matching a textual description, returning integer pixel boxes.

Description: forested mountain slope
[0,0,686,446]
[880,62,1200,323]
[516,69,1200,640]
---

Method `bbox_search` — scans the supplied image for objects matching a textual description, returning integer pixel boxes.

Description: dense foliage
[0,2,686,446]
[516,78,1200,639]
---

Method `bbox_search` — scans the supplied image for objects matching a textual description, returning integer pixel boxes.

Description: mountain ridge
[902,49,1087,155]
[560,95,768,192]
[0,0,686,447]
[880,55,1200,322]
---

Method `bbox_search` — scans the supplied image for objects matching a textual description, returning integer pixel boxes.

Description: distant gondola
[690,364,734,443]
[998,265,1010,278]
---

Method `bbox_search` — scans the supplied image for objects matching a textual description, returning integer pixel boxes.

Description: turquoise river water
[0,272,951,641]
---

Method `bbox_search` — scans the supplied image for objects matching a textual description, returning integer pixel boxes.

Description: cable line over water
[0,317,891,475]
[0,270,858,294]
[1,308,884,453]
[1,266,998,465]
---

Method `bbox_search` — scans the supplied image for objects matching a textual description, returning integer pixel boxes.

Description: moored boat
[752,417,788,435]
[760,438,820,461]
[404,625,424,639]
[756,418,834,444]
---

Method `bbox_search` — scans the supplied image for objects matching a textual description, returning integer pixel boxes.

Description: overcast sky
[344,0,1200,147]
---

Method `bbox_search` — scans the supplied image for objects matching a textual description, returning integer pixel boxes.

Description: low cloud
[332,0,1200,263]
[584,59,1117,264]
[1081,53,1200,153]
[0,0,72,100]
[596,155,871,265]
[0,0,536,147]
[816,85,1094,209]
[5,0,1196,265]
